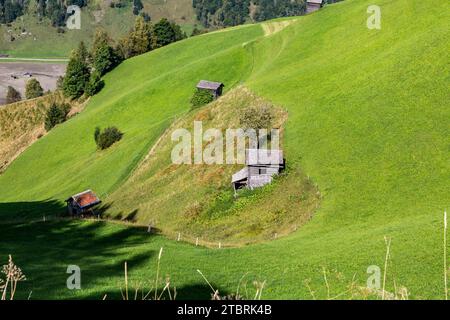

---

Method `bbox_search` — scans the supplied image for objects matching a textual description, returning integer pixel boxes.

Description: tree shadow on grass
[80,283,228,300]
[0,200,222,300]
[0,199,65,221]
[0,206,160,299]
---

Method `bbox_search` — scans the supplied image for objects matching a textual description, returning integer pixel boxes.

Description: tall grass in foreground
[305,211,449,300]
[0,255,26,300]
[114,247,264,300]
[114,247,176,301]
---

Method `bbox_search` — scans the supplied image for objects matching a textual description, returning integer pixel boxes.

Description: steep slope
[103,86,320,244]
[0,0,449,299]
[0,93,85,173]
[0,23,264,219]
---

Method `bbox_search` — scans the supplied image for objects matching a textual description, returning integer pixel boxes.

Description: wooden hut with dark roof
[196,80,224,99]
[232,149,285,192]
[306,0,323,14]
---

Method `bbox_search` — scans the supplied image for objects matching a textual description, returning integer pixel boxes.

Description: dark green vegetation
[62,17,186,98]
[25,78,44,99]
[85,71,104,97]
[117,16,186,59]
[0,0,25,24]
[94,126,123,150]
[62,44,90,98]
[193,0,311,27]
[0,0,449,299]
[44,101,71,131]
[6,85,21,103]
[190,88,214,109]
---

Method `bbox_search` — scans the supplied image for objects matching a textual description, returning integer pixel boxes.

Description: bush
[25,78,44,99]
[6,86,21,104]
[190,89,214,109]
[239,104,274,130]
[44,102,71,131]
[95,126,123,150]
[85,72,105,96]
[94,127,101,144]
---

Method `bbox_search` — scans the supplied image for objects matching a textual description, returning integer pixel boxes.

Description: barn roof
[66,190,101,209]
[196,80,224,90]
[307,0,322,4]
[246,149,284,166]
[232,167,248,183]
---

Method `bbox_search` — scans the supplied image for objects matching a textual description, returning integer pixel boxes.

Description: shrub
[6,86,21,104]
[95,126,123,150]
[25,78,44,99]
[44,102,71,131]
[239,104,274,130]
[94,126,100,144]
[85,72,105,96]
[190,89,214,109]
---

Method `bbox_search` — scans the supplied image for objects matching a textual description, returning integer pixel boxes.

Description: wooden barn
[196,80,224,99]
[66,190,101,216]
[306,0,323,14]
[232,149,285,192]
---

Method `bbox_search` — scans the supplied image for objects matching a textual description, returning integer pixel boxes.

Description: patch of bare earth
[0,62,66,105]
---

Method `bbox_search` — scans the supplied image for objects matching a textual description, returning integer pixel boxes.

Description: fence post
[177,232,181,241]
[196,237,199,246]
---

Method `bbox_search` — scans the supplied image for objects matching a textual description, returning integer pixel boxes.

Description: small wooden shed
[306,0,323,14]
[196,80,224,99]
[232,149,285,192]
[66,190,101,216]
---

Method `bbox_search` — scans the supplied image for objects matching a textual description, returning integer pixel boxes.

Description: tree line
[62,16,186,99]
[193,0,308,28]
[0,0,24,24]
[1,0,143,27]
[0,0,88,26]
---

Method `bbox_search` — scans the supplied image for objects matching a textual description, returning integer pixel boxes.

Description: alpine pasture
[0,0,449,299]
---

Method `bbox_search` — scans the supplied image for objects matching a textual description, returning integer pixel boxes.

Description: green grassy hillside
[0,0,197,58]
[0,0,449,299]
[0,23,264,216]
[103,86,319,244]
